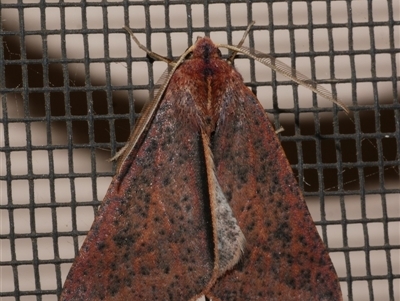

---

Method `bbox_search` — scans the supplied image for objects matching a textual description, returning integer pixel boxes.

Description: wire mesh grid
[0,0,399,300]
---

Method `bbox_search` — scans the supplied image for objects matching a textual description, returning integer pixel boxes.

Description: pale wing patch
[202,132,245,278]
[212,172,246,276]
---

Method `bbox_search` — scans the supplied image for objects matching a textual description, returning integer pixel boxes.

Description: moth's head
[191,36,222,60]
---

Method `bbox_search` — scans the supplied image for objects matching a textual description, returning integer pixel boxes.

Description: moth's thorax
[175,37,244,132]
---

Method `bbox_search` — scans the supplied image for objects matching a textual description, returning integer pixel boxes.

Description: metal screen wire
[0,1,399,301]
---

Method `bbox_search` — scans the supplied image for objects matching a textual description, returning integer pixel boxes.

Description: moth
[60,23,344,300]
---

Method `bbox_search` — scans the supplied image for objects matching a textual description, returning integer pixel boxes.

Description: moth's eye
[182,45,194,59]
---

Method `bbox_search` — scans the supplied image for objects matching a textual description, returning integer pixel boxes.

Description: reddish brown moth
[60,23,344,300]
